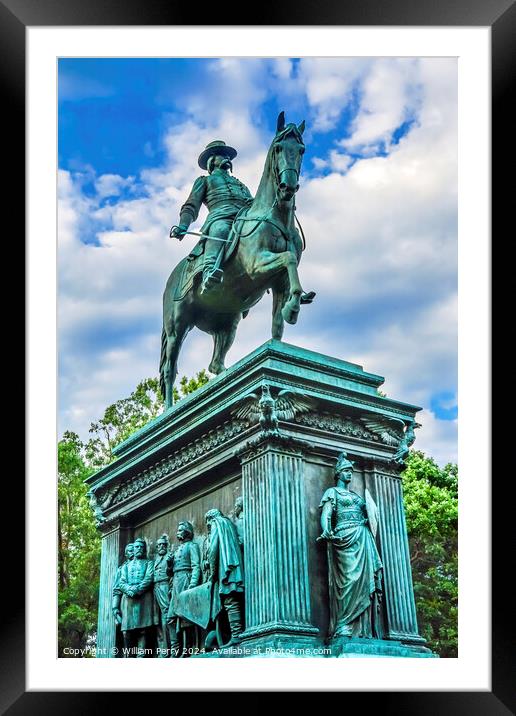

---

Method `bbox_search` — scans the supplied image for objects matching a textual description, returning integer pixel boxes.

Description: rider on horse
[170,140,253,294]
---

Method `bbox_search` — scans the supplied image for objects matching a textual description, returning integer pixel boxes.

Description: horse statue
[159,111,316,408]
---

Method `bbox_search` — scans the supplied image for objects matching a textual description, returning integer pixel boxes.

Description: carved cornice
[95,419,248,511]
[362,457,405,478]
[294,412,390,444]
[278,378,418,420]
[110,346,418,463]
[236,431,312,462]
[92,406,410,517]
[97,514,126,536]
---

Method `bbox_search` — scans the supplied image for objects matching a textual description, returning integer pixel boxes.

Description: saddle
[172,224,241,301]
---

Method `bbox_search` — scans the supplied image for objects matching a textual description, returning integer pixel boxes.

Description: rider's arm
[178,175,207,229]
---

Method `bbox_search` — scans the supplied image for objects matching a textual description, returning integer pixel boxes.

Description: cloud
[296,58,371,131]
[339,58,422,152]
[58,58,457,466]
[412,410,457,466]
[95,173,135,198]
[328,150,353,173]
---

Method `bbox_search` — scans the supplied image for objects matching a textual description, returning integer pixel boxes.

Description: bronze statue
[160,111,316,408]
[166,521,202,657]
[116,537,154,656]
[318,453,384,639]
[232,383,315,435]
[152,534,172,657]
[112,542,134,628]
[360,415,421,465]
[231,496,244,548]
[203,508,245,646]
[392,420,421,464]
[171,140,253,294]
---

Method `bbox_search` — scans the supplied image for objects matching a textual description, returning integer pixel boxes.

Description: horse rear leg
[163,320,189,409]
[209,316,240,375]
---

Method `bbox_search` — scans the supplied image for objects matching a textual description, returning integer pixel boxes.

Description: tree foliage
[402,450,458,657]
[84,372,209,469]
[58,371,209,655]
[58,431,99,656]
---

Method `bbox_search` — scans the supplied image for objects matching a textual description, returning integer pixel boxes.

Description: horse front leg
[271,283,287,340]
[251,251,304,325]
[278,252,303,325]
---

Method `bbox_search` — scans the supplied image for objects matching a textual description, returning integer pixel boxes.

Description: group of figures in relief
[112,499,244,657]
[111,451,384,656]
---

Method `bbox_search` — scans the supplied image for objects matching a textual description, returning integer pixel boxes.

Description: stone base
[90,340,433,660]
[199,633,324,658]
[329,636,438,658]
[196,634,438,658]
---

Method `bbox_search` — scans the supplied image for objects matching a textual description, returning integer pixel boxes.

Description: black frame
[11,0,509,710]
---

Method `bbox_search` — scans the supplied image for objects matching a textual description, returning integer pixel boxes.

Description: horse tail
[159,325,167,399]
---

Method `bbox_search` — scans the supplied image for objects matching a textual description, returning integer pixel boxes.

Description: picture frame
[10,0,509,708]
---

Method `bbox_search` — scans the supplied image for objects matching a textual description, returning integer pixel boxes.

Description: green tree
[58,431,100,656]
[402,450,458,657]
[58,371,210,655]
[85,372,209,468]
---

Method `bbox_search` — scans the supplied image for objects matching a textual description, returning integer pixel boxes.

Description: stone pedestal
[239,437,318,643]
[87,339,435,657]
[372,465,425,644]
[96,520,130,657]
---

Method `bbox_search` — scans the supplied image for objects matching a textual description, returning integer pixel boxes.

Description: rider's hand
[170,224,188,240]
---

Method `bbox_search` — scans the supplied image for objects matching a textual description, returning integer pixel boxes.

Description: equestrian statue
[160,111,316,408]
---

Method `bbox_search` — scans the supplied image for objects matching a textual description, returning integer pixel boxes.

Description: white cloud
[340,58,421,151]
[328,150,353,173]
[95,173,135,198]
[311,157,328,171]
[58,58,457,466]
[296,58,371,131]
[413,410,457,466]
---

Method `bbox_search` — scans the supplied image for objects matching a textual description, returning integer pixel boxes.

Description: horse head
[270,111,306,202]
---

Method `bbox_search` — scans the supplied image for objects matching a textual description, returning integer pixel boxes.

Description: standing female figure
[319,452,384,639]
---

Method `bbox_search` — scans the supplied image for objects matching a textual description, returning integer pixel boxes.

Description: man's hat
[198,140,237,170]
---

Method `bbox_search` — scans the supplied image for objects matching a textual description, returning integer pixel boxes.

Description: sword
[169,225,230,243]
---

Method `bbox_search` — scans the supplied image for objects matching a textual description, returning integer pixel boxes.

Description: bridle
[275,165,300,187]
[232,133,307,250]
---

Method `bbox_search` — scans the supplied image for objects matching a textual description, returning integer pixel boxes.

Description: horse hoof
[300,290,316,305]
[282,305,299,325]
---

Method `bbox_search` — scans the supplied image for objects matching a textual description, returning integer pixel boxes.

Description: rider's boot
[201,240,224,294]
[201,266,224,293]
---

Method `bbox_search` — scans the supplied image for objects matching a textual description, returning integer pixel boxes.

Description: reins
[232,139,307,251]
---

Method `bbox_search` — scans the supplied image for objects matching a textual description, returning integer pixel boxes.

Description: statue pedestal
[238,434,319,645]
[88,339,436,658]
[329,637,436,658]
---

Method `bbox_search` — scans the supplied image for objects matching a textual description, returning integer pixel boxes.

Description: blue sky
[58,57,457,464]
